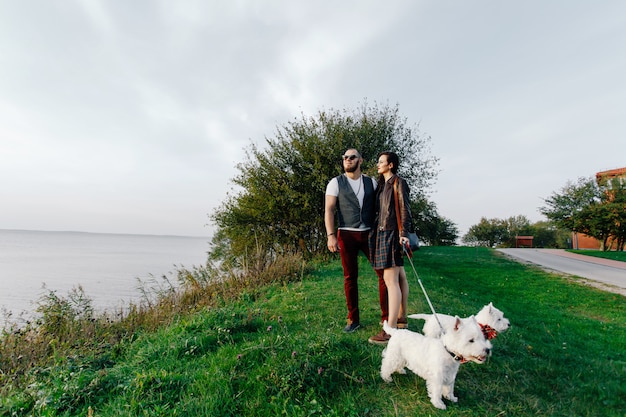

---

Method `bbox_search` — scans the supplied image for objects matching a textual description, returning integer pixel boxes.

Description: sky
[1,1,625,239]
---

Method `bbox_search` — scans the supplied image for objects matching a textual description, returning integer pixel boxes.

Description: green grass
[1,247,624,416]
[568,249,626,262]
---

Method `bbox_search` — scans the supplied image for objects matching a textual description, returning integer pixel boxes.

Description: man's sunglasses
[342,155,359,161]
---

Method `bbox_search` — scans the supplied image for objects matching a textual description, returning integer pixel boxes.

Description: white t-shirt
[326,174,378,231]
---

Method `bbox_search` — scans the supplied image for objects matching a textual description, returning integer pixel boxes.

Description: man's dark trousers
[337,229,388,325]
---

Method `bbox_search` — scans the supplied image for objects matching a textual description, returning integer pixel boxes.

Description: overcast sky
[1,1,625,238]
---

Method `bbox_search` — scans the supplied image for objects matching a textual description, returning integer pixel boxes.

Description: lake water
[0,229,210,326]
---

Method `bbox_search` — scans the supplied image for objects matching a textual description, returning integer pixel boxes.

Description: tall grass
[0,248,307,394]
[1,247,624,416]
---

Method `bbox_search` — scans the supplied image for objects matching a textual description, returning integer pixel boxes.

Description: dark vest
[336,175,375,229]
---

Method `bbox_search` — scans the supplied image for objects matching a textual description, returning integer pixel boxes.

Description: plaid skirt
[370,229,404,270]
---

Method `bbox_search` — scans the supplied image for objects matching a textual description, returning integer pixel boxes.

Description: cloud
[1,1,625,238]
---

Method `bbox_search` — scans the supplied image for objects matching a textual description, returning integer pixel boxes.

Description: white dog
[408,302,510,340]
[380,317,492,410]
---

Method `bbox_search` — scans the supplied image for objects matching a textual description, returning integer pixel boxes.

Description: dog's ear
[454,316,462,331]
[488,302,494,311]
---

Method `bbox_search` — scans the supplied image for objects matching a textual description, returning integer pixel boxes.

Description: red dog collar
[480,323,498,340]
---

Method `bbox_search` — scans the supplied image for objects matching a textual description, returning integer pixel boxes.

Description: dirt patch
[563,276,626,297]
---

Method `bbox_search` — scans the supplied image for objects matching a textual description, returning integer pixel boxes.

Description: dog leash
[392,181,446,335]
[403,243,446,335]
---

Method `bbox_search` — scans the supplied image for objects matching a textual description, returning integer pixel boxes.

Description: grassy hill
[1,247,624,416]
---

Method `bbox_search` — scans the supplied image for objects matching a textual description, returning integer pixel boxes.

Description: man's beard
[345,163,360,173]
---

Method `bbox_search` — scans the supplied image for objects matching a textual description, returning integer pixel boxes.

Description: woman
[369,151,410,344]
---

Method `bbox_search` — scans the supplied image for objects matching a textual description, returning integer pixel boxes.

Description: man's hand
[328,234,339,252]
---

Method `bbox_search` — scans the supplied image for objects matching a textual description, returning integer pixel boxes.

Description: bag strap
[394,177,413,257]
[393,177,403,235]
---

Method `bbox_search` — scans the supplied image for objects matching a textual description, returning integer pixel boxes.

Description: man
[325,148,390,343]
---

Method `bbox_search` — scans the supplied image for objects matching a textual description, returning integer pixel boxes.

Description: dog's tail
[407,313,430,321]
[382,320,399,336]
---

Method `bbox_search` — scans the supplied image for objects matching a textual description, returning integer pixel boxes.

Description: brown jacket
[376,175,412,237]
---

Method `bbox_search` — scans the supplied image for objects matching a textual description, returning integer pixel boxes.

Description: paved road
[497,248,626,292]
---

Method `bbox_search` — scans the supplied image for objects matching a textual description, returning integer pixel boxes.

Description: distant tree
[209,102,439,264]
[463,215,535,248]
[529,221,571,248]
[429,217,459,246]
[462,217,509,247]
[412,198,458,246]
[501,215,533,247]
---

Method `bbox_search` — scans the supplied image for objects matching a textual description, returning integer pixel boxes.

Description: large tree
[540,176,626,251]
[591,176,626,250]
[539,177,598,233]
[606,178,626,250]
[209,102,440,264]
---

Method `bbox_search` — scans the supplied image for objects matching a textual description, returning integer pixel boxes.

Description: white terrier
[408,302,510,340]
[380,317,492,410]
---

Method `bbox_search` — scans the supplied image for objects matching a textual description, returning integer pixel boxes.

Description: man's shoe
[368,330,391,345]
[343,322,360,333]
